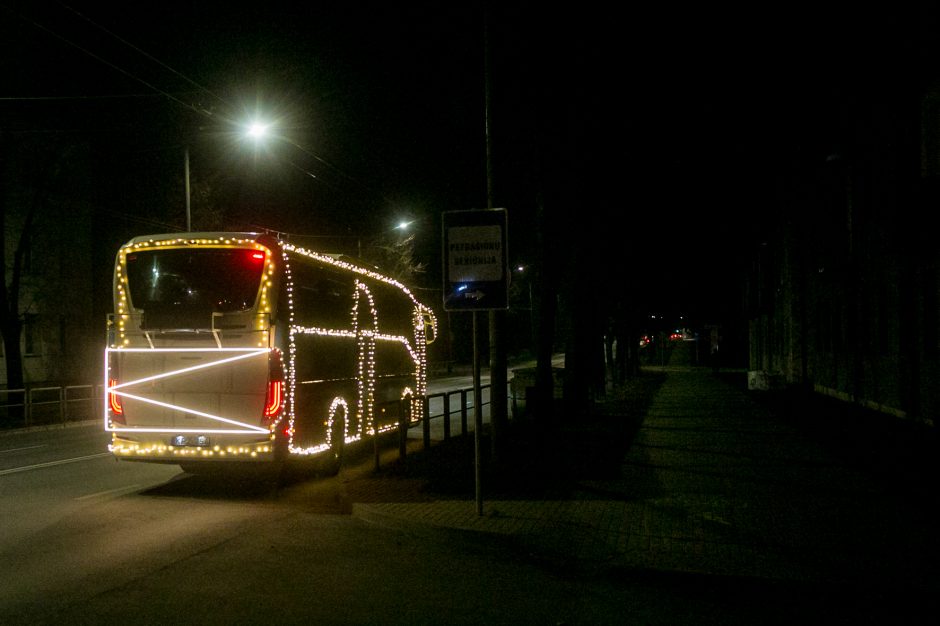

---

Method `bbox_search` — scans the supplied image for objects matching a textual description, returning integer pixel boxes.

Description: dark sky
[4,3,489,232]
[2,1,923,321]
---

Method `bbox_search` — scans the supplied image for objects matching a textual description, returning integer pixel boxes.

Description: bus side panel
[290,334,358,449]
[292,380,358,449]
[374,340,419,429]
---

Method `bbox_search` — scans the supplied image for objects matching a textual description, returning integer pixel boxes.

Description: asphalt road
[0,423,825,626]
[0,358,840,625]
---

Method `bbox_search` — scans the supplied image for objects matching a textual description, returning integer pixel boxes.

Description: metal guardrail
[0,384,104,429]
[0,380,515,430]
[1,379,519,468]
[371,381,525,470]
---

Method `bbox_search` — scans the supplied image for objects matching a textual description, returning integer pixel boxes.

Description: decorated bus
[104,232,436,474]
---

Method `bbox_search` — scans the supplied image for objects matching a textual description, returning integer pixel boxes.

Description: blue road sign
[442,209,508,311]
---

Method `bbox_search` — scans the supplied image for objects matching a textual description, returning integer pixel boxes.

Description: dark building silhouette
[746,58,938,426]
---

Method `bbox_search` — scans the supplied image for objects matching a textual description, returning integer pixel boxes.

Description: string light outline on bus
[106,235,280,461]
[281,265,386,453]
[111,441,274,458]
[353,280,378,436]
[288,326,420,359]
[284,396,349,457]
[104,347,271,434]
[107,234,437,463]
[281,250,429,455]
[110,391,271,433]
[282,242,437,349]
[114,236,276,347]
[328,397,350,447]
[106,348,267,390]
[282,247,299,454]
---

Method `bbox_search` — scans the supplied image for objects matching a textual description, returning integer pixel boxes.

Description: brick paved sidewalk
[352,364,940,593]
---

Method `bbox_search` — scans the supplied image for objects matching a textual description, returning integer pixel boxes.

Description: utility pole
[184,145,192,232]
[484,8,508,463]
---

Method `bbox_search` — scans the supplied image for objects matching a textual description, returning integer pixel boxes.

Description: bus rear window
[125,248,266,313]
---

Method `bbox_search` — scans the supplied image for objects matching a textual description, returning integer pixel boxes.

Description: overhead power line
[57,2,227,115]
[1,1,398,211]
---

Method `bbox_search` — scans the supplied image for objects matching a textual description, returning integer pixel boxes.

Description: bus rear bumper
[109,433,278,463]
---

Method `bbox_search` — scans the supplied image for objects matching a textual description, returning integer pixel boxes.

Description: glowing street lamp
[183,118,275,232]
[245,121,271,142]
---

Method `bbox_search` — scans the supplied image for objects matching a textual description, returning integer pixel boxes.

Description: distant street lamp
[515,264,535,352]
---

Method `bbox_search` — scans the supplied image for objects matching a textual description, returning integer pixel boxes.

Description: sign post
[442,209,508,515]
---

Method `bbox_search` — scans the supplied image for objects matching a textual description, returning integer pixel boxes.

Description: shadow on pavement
[744,378,940,511]
[379,370,667,499]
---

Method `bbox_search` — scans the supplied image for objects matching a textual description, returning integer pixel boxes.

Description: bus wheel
[322,413,346,476]
[179,462,203,474]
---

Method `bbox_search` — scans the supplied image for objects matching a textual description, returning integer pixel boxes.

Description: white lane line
[75,484,143,500]
[0,445,47,455]
[0,452,112,476]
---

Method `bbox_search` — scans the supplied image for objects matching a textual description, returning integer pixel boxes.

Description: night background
[2,2,858,309]
[3,1,936,391]
[5,2,940,622]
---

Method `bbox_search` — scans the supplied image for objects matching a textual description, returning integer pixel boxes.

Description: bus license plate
[171,435,210,447]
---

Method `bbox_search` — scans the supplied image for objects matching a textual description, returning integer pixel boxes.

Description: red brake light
[264,381,283,418]
[108,378,125,422]
[263,349,284,423]
[251,252,265,261]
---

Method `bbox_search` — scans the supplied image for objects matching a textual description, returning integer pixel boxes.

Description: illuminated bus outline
[104,233,436,470]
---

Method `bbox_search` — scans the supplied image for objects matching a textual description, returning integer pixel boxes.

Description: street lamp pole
[484,9,508,466]
[182,119,271,234]
[184,145,192,232]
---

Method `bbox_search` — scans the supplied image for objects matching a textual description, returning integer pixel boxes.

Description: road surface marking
[0,444,47,455]
[0,452,111,476]
[75,484,143,500]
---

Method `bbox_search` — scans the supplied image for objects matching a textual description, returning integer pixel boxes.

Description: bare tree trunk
[533,197,558,426]
[1,191,35,394]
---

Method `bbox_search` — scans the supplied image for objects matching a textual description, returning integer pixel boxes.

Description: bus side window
[369,282,413,337]
[291,263,354,329]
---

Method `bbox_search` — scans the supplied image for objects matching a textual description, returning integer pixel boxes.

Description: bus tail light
[108,378,126,424]
[263,349,284,425]
[264,381,283,418]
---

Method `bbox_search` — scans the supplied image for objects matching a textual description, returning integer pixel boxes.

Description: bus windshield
[125,248,266,313]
